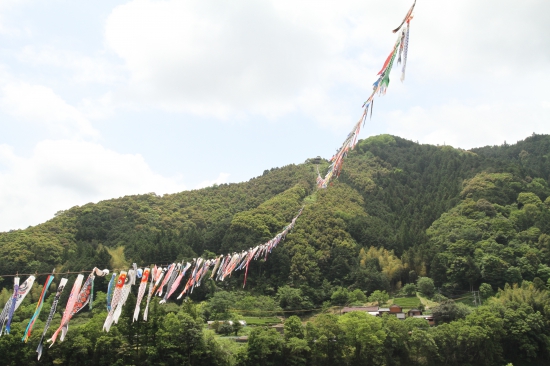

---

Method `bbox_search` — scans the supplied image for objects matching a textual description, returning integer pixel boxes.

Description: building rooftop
[341,306,379,313]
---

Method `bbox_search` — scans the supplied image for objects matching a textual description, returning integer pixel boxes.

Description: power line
[0,262,176,279]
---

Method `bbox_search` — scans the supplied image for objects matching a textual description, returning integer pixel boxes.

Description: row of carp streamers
[317,0,416,189]
[0,1,415,360]
[0,207,303,360]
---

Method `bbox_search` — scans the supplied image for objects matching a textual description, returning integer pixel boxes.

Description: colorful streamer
[162,262,190,303]
[4,277,19,335]
[48,274,84,346]
[133,267,150,322]
[23,272,55,342]
[392,0,416,33]
[106,272,116,311]
[0,275,35,336]
[143,266,158,321]
[318,1,415,189]
[0,4,416,354]
[103,271,127,332]
[156,263,175,297]
[160,263,179,298]
[58,268,108,342]
[112,269,135,325]
[37,277,68,360]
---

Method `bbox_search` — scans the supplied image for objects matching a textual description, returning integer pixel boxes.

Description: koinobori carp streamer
[317,0,416,189]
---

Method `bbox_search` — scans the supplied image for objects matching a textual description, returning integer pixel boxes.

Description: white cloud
[105,0,335,119]
[1,82,99,138]
[0,144,17,169]
[411,0,550,80]
[0,139,186,231]
[195,172,230,189]
[1,0,549,236]
[376,0,550,150]
[17,46,126,85]
[78,92,116,120]
[384,100,550,149]
[0,0,28,36]
[102,0,416,127]
[102,0,550,134]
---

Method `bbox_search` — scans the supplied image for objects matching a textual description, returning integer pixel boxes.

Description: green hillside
[1,134,550,365]
[1,134,549,296]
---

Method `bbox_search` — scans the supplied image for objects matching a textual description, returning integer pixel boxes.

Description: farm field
[391,296,422,310]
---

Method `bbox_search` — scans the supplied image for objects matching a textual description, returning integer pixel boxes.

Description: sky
[1,0,549,232]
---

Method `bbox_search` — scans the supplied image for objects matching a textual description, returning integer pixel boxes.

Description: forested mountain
[1,133,549,296]
[1,133,550,366]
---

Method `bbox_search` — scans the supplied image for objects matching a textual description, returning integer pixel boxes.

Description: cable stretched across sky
[317,0,416,188]
[0,1,418,359]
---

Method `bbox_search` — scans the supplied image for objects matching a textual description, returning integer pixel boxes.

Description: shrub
[417,277,435,297]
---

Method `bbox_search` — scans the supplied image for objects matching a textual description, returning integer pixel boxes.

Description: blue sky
[1,0,549,231]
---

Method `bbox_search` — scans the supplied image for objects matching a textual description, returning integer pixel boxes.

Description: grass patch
[453,294,477,308]
[392,297,421,309]
[241,317,281,326]
[107,246,129,270]
[417,293,439,310]
[303,192,317,204]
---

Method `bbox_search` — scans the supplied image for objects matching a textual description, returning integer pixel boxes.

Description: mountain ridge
[1,133,549,299]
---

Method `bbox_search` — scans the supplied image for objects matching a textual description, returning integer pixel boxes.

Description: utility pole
[472,291,480,307]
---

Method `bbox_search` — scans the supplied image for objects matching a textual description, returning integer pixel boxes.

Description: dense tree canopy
[1,134,550,365]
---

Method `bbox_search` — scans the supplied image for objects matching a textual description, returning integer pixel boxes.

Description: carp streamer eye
[117,275,126,286]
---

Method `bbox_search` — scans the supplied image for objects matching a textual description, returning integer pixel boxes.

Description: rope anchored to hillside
[317,0,416,188]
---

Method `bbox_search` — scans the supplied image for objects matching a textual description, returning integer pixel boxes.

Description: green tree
[331,287,350,306]
[217,322,233,336]
[284,316,305,340]
[479,283,494,300]
[207,291,237,319]
[402,283,417,296]
[348,288,367,304]
[481,255,509,289]
[532,277,546,291]
[406,328,437,365]
[368,290,389,306]
[380,315,409,365]
[277,286,310,310]
[284,337,310,366]
[245,328,284,366]
[416,277,435,297]
[432,300,471,324]
[431,320,497,366]
[155,310,206,365]
[339,311,387,365]
[505,267,523,285]
[308,314,345,365]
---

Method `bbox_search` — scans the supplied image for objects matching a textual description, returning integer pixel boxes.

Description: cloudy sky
[1,0,549,231]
